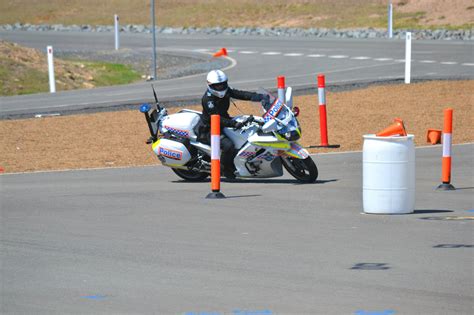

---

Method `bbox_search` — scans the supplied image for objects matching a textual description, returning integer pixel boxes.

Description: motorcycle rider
[201,69,268,179]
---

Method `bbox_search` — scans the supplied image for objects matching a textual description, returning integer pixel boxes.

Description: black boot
[223,168,236,179]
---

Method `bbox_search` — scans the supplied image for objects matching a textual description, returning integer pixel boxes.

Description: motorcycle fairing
[152,138,191,167]
[282,142,309,159]
[247,133,291,150]
[234,143,283,178]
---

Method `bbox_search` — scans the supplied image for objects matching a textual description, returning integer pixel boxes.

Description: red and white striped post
[277,76,285,102]
[317,74,329,146]
[437,108,455,190]
[206,114,226,199]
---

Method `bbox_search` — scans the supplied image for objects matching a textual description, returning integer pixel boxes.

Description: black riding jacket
[201,87,264,132]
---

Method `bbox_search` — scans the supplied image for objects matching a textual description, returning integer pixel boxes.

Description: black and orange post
[437,108,456,191]
[206,114,226,199]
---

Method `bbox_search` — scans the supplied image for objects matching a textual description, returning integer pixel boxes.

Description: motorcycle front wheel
[172,168,209,182]
[281,156,318,183]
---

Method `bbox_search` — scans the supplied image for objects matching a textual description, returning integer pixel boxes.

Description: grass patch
[0,57,141,96]
[0,57,48,96]
[78,61,141,87]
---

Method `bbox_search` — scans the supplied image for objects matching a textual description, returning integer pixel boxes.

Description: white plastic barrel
[363,134,415,214]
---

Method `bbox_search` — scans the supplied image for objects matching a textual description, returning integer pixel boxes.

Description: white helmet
[207,70,228,98]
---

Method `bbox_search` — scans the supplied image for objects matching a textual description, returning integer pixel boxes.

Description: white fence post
[114,14,120,50]
[47,46,56,93]
[388,2,393,38]
[405,32,412,84]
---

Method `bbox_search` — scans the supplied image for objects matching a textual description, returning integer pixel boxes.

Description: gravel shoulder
[57,49,230,80]
[1,80,472,174]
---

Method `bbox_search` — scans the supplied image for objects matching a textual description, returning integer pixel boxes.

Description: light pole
[151,0,157,80]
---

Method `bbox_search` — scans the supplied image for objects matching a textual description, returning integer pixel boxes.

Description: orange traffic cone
[212,48,227,57]
[426,128,442,144]
[376,118,407,137]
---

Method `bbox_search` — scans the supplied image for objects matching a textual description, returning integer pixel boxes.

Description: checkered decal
[164,126,189,138]
[238,151,254,158]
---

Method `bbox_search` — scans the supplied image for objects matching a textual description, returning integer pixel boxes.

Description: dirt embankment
[1,80,472,174]
[396,0,474,27]
[0,40,99,95]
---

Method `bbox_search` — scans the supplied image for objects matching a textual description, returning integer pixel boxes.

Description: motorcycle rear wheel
[281,156,318,183]
[172,168,209,182]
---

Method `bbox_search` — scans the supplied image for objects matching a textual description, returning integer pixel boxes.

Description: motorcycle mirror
[293,106,300,117]
[262,119,278,133]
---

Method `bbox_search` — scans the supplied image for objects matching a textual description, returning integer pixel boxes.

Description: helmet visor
[209,81,228,92]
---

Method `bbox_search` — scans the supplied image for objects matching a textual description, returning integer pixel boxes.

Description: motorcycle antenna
[151,84,161,110]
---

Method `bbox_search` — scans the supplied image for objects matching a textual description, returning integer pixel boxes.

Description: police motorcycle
[140,86,318,183]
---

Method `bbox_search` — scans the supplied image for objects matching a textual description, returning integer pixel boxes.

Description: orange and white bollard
[437,108,456,190]
[277,76,285,102]
[317,74,329,146]
[305,74,340,149]
[206,114,226,198]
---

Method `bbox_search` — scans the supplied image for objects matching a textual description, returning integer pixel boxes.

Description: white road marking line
[193,48,210,52]
[462,63,474,66]
[307,54,326,57]
[226,49,235,53]
[328,55,348,59]
[374,58,393,61]
[440,61,458,65]
[351,56,371,60]
[419,60,436,63]
[262,52,281,55]
[394,59,406,62]
[239,51,257,54]
[284,53,304,56]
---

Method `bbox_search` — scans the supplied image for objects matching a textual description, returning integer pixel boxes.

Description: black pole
[151,0,157,80]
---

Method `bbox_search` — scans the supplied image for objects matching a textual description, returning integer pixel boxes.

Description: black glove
[260,94,271,109]
[233,121,244,129]
[234,115,254,129]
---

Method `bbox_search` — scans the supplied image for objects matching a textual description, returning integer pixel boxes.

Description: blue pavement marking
[355,310,396,315]
[466,210,474,213]
[83,295,107,300]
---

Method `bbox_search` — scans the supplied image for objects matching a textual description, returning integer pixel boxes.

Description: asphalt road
[2,144,473,314]
[0,31,473,117]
